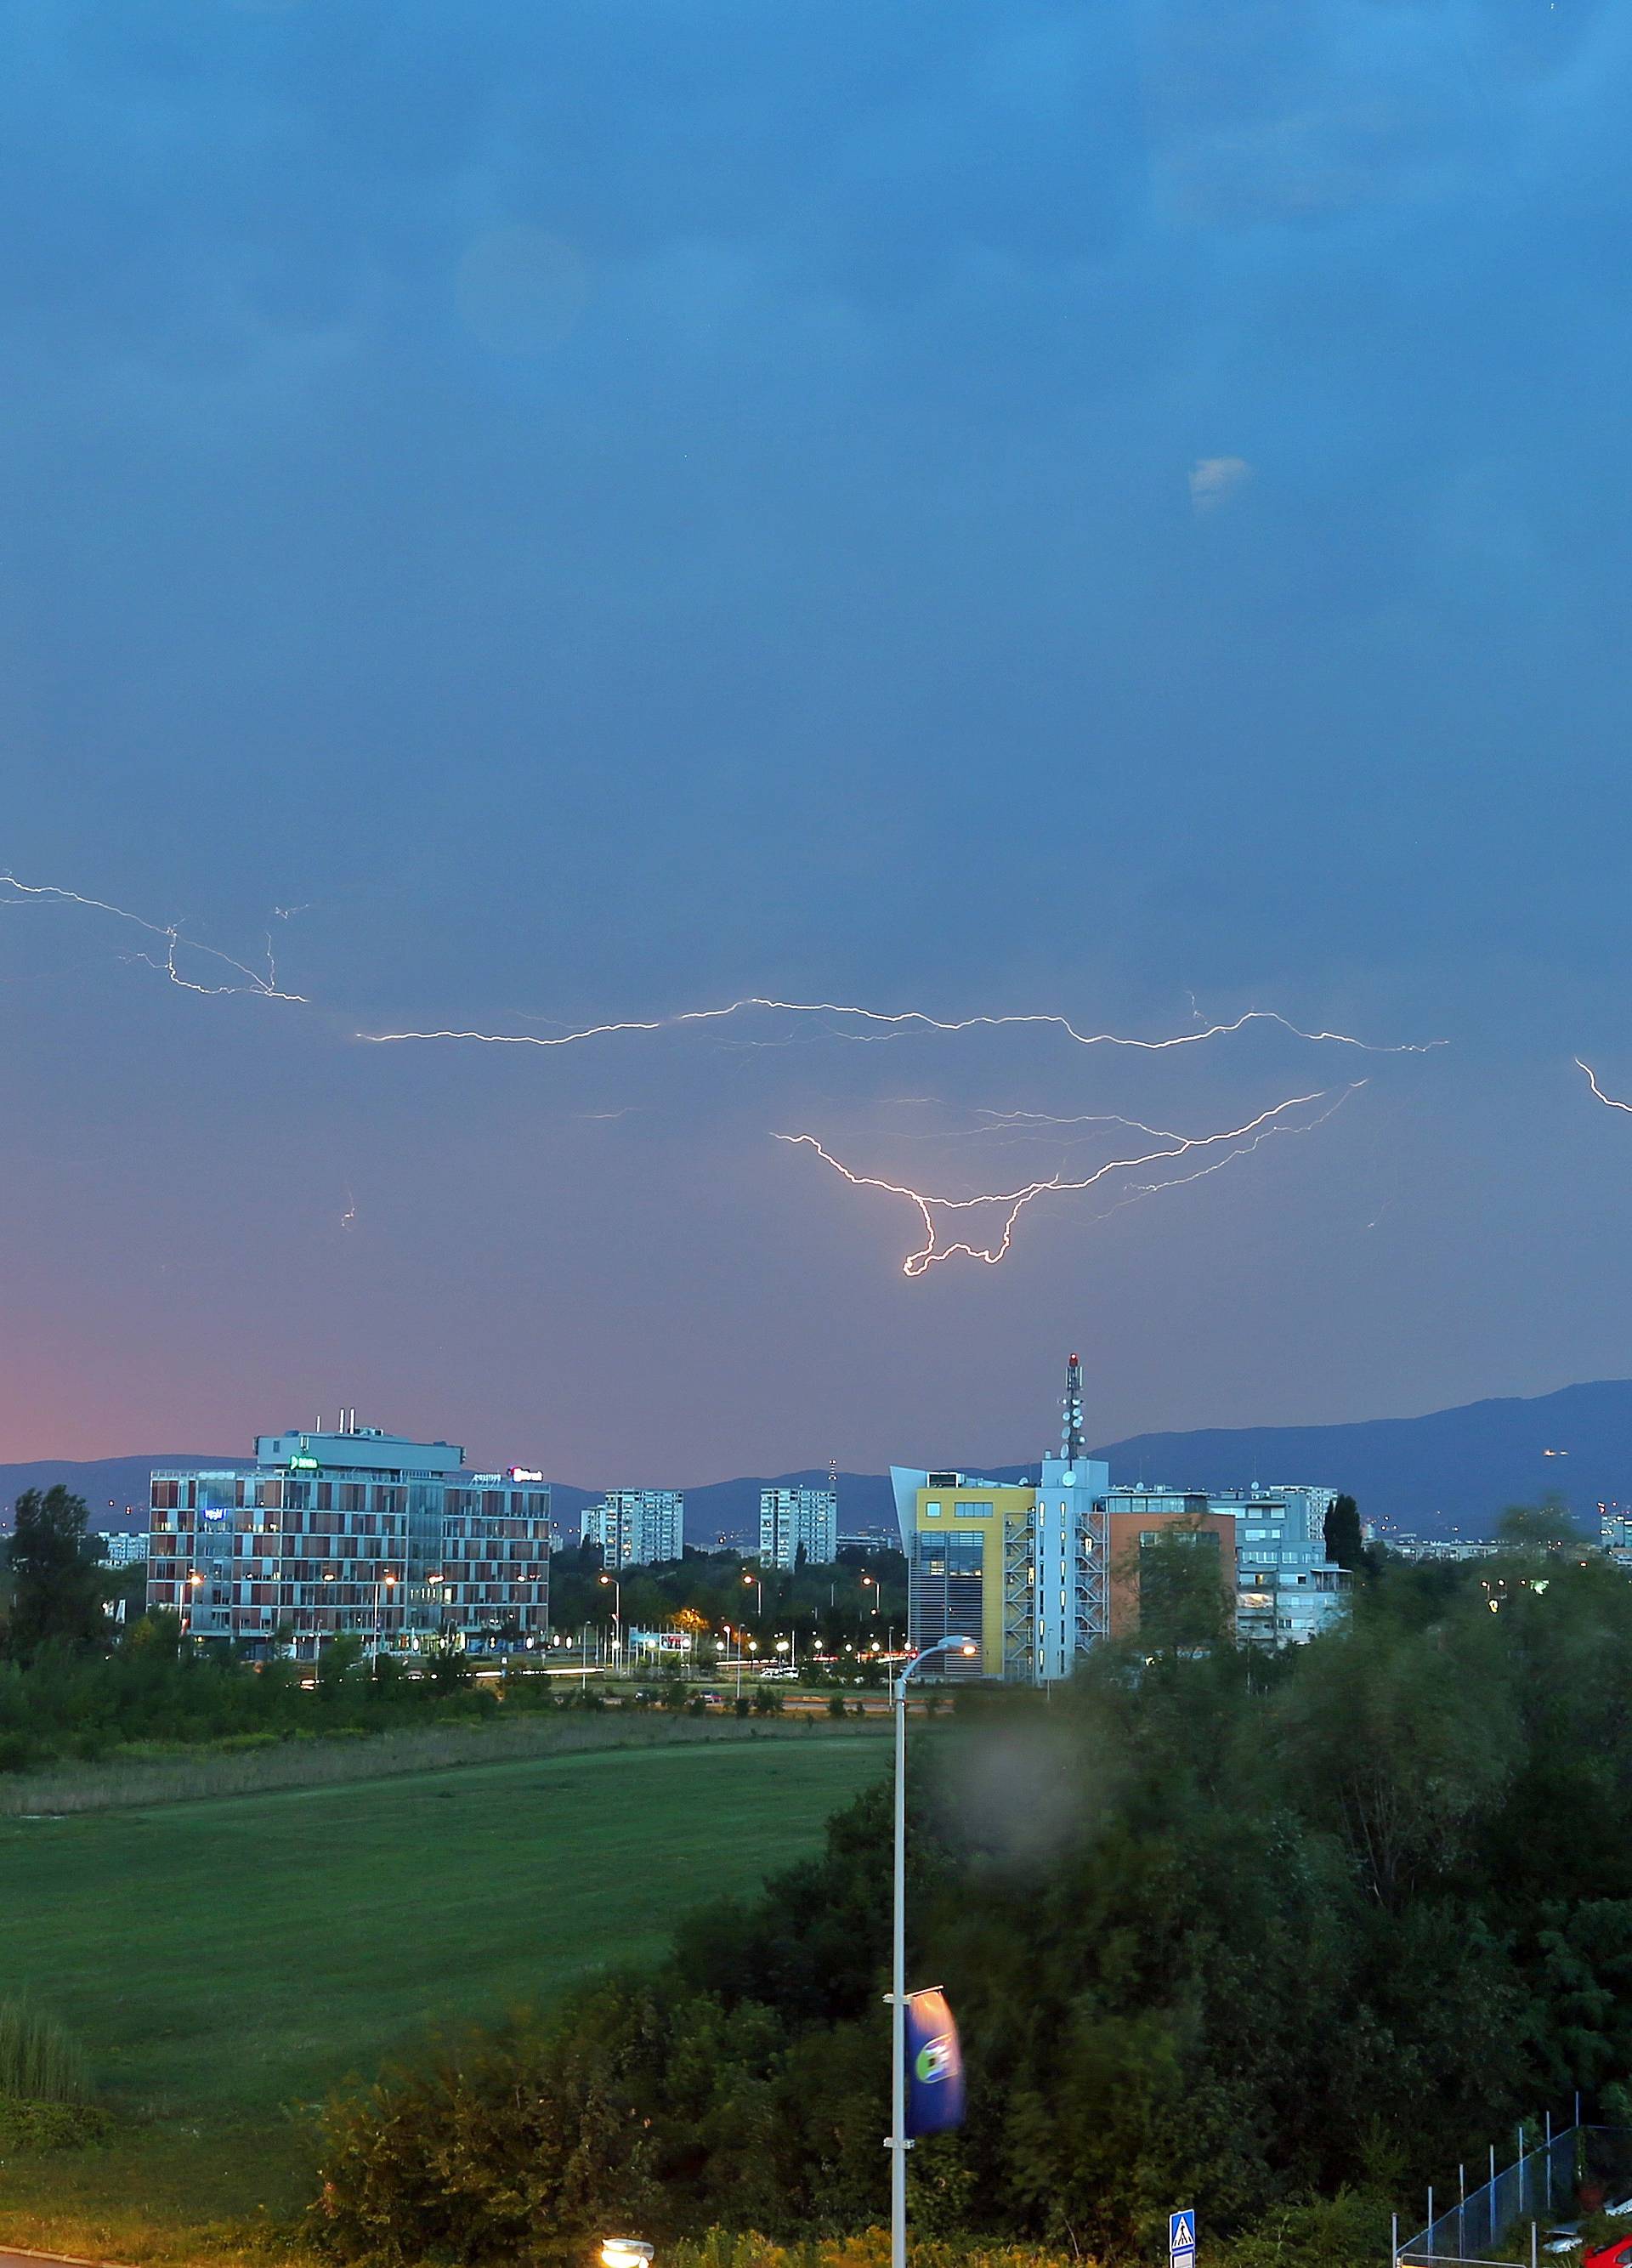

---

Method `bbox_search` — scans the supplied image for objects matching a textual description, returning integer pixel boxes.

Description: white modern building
[581,1489,685,1567]
[1212,1485,1351,1644]
[1385,1534,1499,1562]
[759,1486,837,1568]
[97,1530,147,1569]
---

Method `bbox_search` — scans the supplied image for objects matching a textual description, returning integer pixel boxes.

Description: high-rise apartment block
[581,1489,685,1567]
[1218,1485,1349,1644]
[146,1426,550,1659]
[97,1530,148,1569]
[759,1486,838,1568]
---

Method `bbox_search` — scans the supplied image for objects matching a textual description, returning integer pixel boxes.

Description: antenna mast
[1062,1352,1085,1466]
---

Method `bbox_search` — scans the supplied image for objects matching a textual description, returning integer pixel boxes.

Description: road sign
[1170,2209,1197,2268]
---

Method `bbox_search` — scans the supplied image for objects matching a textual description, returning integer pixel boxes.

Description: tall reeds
[0,2000,89,2104]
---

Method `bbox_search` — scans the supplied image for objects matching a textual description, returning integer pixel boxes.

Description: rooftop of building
[151,1427,548,1486]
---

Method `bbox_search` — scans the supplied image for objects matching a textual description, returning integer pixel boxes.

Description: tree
[1495,1498,1583,1556]
[1323,1494,1367,1573]
[1125,1520,1233,1653]
[3,1487,109,1658]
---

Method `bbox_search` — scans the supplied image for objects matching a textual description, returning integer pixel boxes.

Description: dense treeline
[550,1544,907,1657]
[0,1623,513,1771]
[314,1527,1632,2265]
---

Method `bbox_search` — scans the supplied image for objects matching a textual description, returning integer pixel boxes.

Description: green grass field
[0,1727,887,2264]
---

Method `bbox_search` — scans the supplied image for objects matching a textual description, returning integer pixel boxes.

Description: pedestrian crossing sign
[1170,2211,1197,2265]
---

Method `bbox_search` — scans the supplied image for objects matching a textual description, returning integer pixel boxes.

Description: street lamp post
[374,1568,397,1664]
[888,1634,977,2268]
[598,1571,621,1670]
[318,1566,337,1667]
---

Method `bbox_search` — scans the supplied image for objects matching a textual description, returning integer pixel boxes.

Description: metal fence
[1397,2125,1632,2268]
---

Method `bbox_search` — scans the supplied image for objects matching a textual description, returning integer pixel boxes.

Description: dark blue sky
[3,0,1630,1483]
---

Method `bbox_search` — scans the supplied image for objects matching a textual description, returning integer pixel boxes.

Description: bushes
[0,1630,520,1772]
[311,1979,867,2262]
[666,2236,1086,2268]
[0,2097,112,2150]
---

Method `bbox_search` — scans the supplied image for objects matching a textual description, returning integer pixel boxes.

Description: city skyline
[5,3,1632,1478]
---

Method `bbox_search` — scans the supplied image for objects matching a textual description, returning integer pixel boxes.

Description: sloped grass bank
[0,1730,887,2266]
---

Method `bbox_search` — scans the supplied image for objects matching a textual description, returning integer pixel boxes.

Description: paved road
[1,2249,116,2268]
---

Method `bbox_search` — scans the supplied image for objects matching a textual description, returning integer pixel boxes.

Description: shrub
[0,2001,90,2104]
[827,1693,847,1719]
[0,2097,113,2151]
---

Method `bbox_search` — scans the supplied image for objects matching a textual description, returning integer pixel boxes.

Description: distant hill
[1090,1378,1629,1536]
[4,1379,1626,1544]
[0,1454,235,1531]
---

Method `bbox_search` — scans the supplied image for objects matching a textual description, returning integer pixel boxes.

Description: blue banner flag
[905,1987,965,2137]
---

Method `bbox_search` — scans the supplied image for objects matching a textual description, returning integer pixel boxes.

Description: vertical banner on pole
[904,1987,965,2137]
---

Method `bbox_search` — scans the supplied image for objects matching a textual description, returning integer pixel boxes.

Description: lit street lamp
[598,1571,621,1668]
[374,1568,398,1664]
[314,1566,337,1666]
[888,1634,977,2268]
[601,2243,653,2268]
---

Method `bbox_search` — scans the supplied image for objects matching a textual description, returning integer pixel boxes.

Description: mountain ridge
[3,1378,1624,1543]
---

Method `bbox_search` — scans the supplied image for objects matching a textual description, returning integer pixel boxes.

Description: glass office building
[147,1426,550,1659]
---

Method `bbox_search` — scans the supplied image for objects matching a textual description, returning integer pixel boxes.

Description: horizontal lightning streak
[775,1086,1360,1276]
[358,999,1442,1056]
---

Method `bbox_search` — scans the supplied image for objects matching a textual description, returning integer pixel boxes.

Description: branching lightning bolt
[0,872,306,1002]
[774,1086,1361,1277]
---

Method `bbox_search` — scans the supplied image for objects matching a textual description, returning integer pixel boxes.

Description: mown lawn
[0,1727,887,2264]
